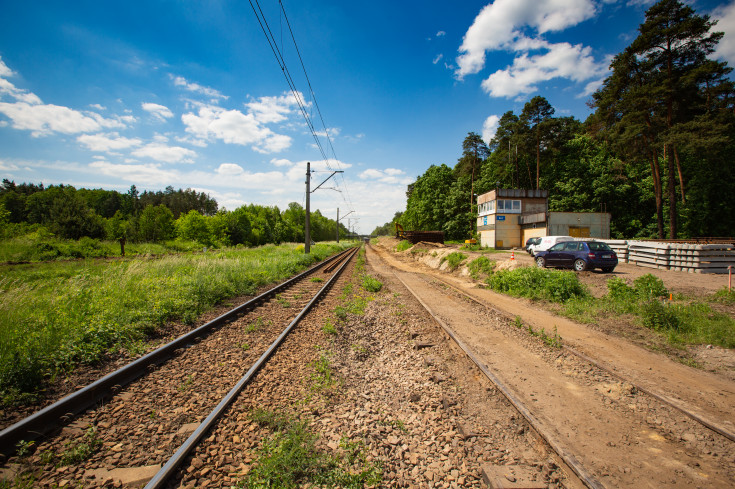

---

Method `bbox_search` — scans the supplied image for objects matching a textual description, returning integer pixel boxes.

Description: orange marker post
[511,251,515,261]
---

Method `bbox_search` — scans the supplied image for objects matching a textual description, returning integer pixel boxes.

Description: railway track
[367,243,735,488]
[0,245,358,487]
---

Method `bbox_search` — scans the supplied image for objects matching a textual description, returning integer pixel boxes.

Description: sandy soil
[385,237,735,378]
[368,238,735,488]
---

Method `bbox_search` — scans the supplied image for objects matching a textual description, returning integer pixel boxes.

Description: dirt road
[367,240,735,488]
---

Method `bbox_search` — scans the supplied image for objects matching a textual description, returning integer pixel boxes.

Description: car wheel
[602,267,615,273]
[535,256,546,268]
[573,259,587,272]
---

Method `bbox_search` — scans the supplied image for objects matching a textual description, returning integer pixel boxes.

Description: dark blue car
[535,240,618,272]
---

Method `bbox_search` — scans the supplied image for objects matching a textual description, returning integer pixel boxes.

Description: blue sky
[1,0,734,234]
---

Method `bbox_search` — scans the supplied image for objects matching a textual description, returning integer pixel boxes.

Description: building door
[569,226,590,238]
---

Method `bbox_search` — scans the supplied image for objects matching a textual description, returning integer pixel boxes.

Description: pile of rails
[395,223,444,244]
[598,239,735,274]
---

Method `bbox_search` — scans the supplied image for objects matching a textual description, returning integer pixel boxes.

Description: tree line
[374,0,735,241]
[0,180,348,249]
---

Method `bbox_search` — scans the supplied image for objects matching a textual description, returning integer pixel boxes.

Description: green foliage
[60,426,101,465]
[487,266,588,303]
[441,252,467,271]
[560,275,735,349]
[321,319,337,335]
[241,410,382,489]
[395,240,412,252]
[0,243,349,402]
[632,274,668,301]
[361,275,383,293]
[711,288,735,304]
[468,256,495,280]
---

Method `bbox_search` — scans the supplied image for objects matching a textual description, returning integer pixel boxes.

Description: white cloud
[89,103,106,111]
[437,30,446,37]
[77,132,142,152]
[455,0,597,79]
[182,104,292,153]
[482,115,500,144]
[714,2,735,66]
[171,75,227,100]
[245,92,301,124]
[454,0,608,98]
[433,54,444,65]
[90,160,176,183]
[359,168,411,185]
[142,102,174,122]
[0,102,126,136]
[215,163,245,176]
[481,41,605,97]
[270,158,294,167]
[0,58,129,136]
[131,142,196,163]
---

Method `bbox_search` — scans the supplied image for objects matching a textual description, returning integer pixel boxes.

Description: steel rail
[0,247,356,455]
[431,275,735,444]
[144,245,359,489]
[384,262,606,489]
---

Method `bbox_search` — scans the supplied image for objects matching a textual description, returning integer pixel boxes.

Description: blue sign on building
[483,216,487,226]
[497,215,506,221]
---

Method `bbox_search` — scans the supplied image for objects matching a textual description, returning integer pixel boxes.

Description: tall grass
[0,231,204,262]
[561,275,735,349]
[0,243,350,403]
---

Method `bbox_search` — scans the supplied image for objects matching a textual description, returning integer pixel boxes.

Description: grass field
[0,242,353,404]
[486,267,735,350]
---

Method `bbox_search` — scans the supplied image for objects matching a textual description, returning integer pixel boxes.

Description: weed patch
[395,240,412,252]
[468,256,495,280]
[440,252,467,271]
[557,273,735,349]
[361,274,383,293]
[241,409,381,488]
[487,267,588,303]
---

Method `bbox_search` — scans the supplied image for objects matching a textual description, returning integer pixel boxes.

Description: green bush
[361,275,383,293]
[633,274,668,301]
[441,252,467,271]
[468,256,495,279]
[487,266,588,303]
[641,300,681,332]
[395,240,412,252]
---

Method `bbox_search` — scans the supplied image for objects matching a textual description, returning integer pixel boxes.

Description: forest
[374,0,735,241]
[0,180,348,254]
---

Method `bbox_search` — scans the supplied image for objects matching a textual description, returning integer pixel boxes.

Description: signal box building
[476,189,611,249]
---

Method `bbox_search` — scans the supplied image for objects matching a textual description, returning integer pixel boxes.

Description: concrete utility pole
[336,208,339,243]
[305,161,311,254]
[305,162,344,254]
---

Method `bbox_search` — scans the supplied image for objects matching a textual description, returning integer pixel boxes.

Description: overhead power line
[247,0,355,214]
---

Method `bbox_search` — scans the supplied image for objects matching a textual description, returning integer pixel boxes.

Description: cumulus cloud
[142,102,174,122]
[182,104,292,153]
[714,2,735,66]
[482,115,500,144]
[0,58,129,136]
[171,75,228,100]
[481,41,605,97]
[215,163,245,176]
[245,92,303,124]
[131,142,196,163]
[455,0,606,98]
[77,132,142,152]
[359,167,410,185]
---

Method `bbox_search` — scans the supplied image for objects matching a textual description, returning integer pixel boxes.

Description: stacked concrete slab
[627,240,735,274]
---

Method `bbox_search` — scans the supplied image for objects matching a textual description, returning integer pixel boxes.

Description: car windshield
[548,242,565,251]
[587,242,612,251]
